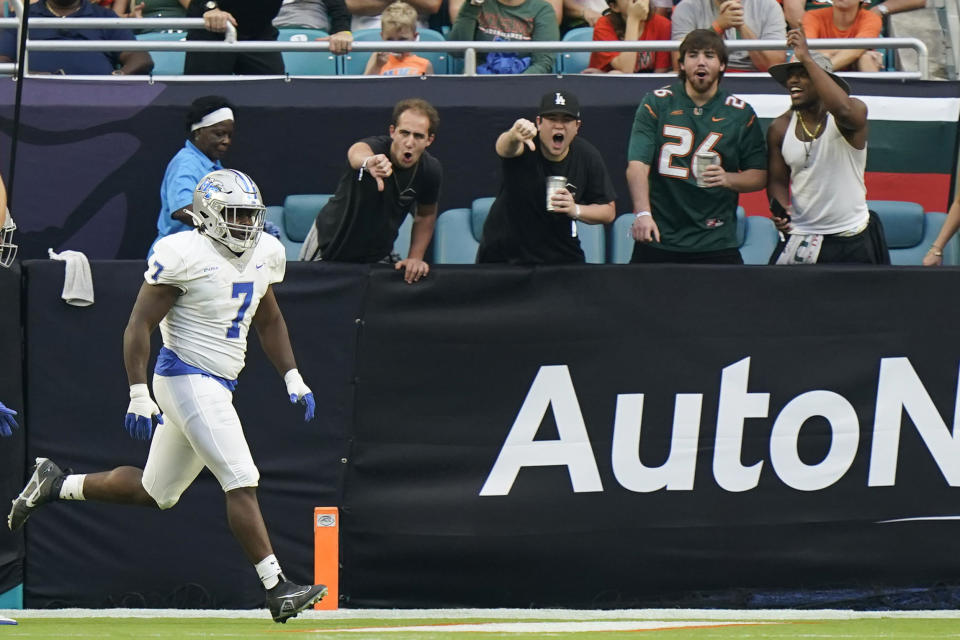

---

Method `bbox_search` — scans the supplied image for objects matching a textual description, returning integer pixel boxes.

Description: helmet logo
[197,176,233,201]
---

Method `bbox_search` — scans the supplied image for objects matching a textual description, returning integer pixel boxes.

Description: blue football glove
[124,384,163,440]
[284,369,316,421]
[263,220,282,240]
[0,401,18,437]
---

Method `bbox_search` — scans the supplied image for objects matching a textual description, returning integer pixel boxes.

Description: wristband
[635,211,652,218]
[711,20,724,34]
[284,368,304,388]
[928,246,943,257]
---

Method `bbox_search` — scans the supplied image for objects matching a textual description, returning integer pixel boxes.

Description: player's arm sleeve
[525,3,560,74]
[627,97,659,164]
[145,240,189,293]
[738,111,768,170]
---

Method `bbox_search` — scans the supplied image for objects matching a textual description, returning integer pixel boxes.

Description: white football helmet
[191,169,266,253]
[0,208,16,268]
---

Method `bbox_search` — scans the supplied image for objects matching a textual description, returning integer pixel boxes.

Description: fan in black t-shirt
[477,90,617,265]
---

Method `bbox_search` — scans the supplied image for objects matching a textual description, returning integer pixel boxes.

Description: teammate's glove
[124,383,163,440]
[0,401,18,437]
[284,369,315,422]
[263,220,282,240]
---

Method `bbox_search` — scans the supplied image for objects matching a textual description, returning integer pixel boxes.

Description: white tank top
[782,111,869,235]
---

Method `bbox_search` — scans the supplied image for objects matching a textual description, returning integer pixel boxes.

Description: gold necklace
[797,111,823,140]
[797,111,824,168]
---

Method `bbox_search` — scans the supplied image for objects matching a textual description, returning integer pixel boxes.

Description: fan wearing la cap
[765,27,889,265]
[477,90,617,265]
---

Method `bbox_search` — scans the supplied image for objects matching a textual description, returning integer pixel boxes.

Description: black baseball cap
[539,90,580,119]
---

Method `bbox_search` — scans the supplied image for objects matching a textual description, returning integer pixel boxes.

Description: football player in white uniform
[0,182,20,439]
[7,169,326,623]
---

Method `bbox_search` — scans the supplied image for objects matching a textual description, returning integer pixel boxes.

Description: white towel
[48,248,95,307]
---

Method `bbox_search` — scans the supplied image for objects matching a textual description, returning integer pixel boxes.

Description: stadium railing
[0,15,932,79]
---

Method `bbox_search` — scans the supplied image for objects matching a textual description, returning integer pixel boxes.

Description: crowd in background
[0,0,929,75]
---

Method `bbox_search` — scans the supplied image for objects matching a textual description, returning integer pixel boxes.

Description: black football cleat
[8,457,65,531]
[266,577,327,623]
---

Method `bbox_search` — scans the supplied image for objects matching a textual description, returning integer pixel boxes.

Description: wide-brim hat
[768,52,850,95]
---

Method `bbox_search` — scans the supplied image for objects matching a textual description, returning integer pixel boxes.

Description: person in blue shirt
[0,0,152,75]
[150,96,236,254]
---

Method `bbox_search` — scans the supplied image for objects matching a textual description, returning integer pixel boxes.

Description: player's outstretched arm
[122,282,178,439]
[253,287,316,421]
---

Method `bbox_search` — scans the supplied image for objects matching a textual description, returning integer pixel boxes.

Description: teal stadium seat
[275,194,332,260]
[868,200,960,265]
[277,28,339,75]
[559,27,593,75]
[341,28,447,75]
[608,207,779,264]
[135,31,186,75]
[433,196,605,264]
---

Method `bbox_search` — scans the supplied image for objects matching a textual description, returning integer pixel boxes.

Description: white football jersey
[145,230,286,380]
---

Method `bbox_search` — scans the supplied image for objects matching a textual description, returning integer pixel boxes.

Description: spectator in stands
[273,0,355,54]
[922,180,960,266]
[365,1,434,74]
[670,0,785,71]
[450,0,561,25]
[138,0,190,19]
[561,0,607,28]
[0,0,153,75]
[184,0,284,74]
[350,0,441,33]
[299,98,441,284]
[477,90,616,264]
[448,0,559,74]
[766,29,889,263]
[804,0,927,21]
[150,96,235,254]
[584,0,672,73]
[803,0,882,72]
[88,0,146,17]
[626,29,766,264]
[0,184,16,440]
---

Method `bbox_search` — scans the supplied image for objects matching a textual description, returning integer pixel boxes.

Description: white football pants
[143,373,260,509]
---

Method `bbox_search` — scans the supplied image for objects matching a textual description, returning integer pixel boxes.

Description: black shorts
[768,211,891,265]
[185,28,284,75]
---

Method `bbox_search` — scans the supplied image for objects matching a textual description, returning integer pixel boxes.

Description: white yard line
[2,608,959,621]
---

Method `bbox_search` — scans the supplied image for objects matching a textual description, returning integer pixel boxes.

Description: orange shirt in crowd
[588,13,672,73]
[802,7,882,43]
[378,54,432,76]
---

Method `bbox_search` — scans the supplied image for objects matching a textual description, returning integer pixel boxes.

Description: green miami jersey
[628,82,767,252]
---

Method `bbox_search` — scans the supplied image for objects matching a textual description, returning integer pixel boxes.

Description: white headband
[190,107,234,132]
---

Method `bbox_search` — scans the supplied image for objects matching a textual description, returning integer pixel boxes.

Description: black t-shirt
[187,0,281,39]
[478,137,616,264]
[314,135,442,263]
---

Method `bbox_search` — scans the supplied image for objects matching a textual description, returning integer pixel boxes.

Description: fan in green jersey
[626,28,767,264]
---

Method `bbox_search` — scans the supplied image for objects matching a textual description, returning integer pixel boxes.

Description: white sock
[255,554,283,590]
[59,474,86,501]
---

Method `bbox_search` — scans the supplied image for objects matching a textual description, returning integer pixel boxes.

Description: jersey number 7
[227,282,254,339]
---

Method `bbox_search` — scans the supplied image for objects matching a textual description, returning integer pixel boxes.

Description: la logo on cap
[554,92,566,106]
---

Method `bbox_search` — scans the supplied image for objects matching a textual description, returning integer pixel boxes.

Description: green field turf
[2,613,960,640]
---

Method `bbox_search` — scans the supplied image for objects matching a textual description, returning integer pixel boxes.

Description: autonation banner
[341,265,960,608]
